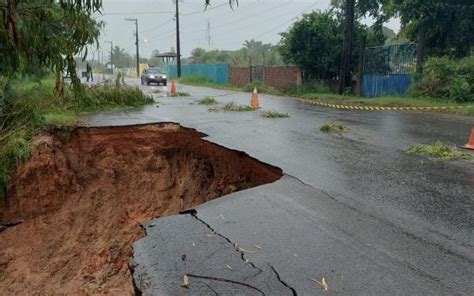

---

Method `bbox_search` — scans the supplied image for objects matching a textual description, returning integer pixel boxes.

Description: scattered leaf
[255,245,262,250]
[226,264,234,271]
[245,258,249,264]
[182,274,190,288]
[206,234,215,238]
[309,277,330,291]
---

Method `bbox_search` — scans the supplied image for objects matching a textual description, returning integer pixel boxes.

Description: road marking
[296,98,471,112]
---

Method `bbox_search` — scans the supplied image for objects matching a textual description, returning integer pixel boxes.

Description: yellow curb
[297,98,472,112]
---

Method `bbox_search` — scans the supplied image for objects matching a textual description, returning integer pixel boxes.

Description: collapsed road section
[0,123,282,294]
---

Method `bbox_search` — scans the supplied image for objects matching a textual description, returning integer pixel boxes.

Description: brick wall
[263,66,301,91]
[229,67,250,87]
[229,66,302,90]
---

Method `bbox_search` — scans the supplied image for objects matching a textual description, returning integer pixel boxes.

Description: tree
[279,10,383,82]
[387,0,474,65]
[148,50,163,67]
[0,0,103,93]
[110,46,133,68]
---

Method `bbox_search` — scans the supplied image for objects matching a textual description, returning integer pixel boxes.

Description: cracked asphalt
[84,80,474,295]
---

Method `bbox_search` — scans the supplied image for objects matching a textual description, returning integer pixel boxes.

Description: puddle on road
[0,123,282,294]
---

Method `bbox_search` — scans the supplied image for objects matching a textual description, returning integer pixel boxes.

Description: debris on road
[319,123,348,133]
[405,141,472,160]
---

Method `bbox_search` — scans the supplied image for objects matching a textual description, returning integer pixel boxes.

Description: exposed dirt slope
[0,123,281,295]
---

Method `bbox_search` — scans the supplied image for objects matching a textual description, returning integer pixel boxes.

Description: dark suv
[141,68,167,86]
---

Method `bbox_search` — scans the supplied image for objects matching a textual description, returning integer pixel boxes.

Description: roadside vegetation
[208,102,254,112]
[195,96,218,105]
[405,141,472,160]
[171,91,191,97]
[0,77,153,201]
[178,76,240,91]
[320,124,348,133]
[261,111,289,118]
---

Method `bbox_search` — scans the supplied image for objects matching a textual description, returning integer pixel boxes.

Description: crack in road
[190,212,298,295]
[270,265,298,296]
[190,212,263,276]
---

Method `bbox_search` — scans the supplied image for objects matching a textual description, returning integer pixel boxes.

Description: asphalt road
[84,80,474,295]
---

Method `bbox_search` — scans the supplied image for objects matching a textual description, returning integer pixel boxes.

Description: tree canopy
[279,9,385,81]
[186,40,283,66]
[1,0,103,92]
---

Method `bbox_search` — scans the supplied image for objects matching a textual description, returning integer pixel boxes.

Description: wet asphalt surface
[84,80,474,295]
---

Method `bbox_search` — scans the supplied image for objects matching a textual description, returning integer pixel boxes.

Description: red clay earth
[0,123,282,295]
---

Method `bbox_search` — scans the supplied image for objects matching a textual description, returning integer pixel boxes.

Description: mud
[0,123,282,295]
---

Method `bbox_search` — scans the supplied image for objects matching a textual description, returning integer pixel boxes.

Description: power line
[180,1,293,35]
[140,18,174,34]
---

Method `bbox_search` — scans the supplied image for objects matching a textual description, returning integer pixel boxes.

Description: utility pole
[105,41,113,74]
[175,0,182,78]
[126,18,140,78]
[338,0,355,94]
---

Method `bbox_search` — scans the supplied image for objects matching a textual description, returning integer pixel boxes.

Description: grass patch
[242,81,282,96]
[195,96,218,105]
[405,141,472,160]
[0,77,153,201]
[463,107,474,116]
[261,110,289,118]
[171,91,191,97]
[300,92,473,109]
[178,75,240,91]
[178,76,473,114]
[209,102,254,112]
[320,123,348,133]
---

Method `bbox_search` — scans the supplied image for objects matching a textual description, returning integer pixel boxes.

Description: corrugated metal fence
[362,74,413,97]
[162,64,229,84]
[362,43,416,97]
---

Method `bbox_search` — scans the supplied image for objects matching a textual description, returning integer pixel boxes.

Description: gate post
[356,37,366,97]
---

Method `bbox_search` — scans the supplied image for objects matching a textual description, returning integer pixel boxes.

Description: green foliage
[391,1,473,58]
[260,111,289,118]
[279,10,385,81]
[0,78,153,200]
[111,46,134,68]
[186,40,283,66]
[320,123,348,133]
[196,96,218,105]
[405,141,472,160]
[178,75,240,91]
[410,56,474,103]
[0,0,103,92]
[209,102,254,112]
[171,92,191,97]
[242,81,281,95]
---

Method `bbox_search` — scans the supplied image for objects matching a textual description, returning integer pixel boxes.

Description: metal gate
[250,66,264,83]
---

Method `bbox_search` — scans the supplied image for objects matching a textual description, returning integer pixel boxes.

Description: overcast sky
[94,0,401,59]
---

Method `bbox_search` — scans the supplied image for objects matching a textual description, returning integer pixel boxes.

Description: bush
[242,81,281,95]
[0,78,153,201]
[410,56,474,102]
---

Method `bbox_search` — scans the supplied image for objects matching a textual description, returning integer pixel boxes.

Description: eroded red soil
[0,123,281,295]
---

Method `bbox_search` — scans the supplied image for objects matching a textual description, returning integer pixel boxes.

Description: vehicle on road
[141,68,167,86]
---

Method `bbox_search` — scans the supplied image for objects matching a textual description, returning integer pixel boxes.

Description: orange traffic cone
[461,127,474,150]
[170,80,176,96]
[250,87,260,109]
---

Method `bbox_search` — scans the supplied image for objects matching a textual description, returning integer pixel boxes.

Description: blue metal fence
[362,43,416,97]
[362,74,412,97]
[162,64,229,84]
